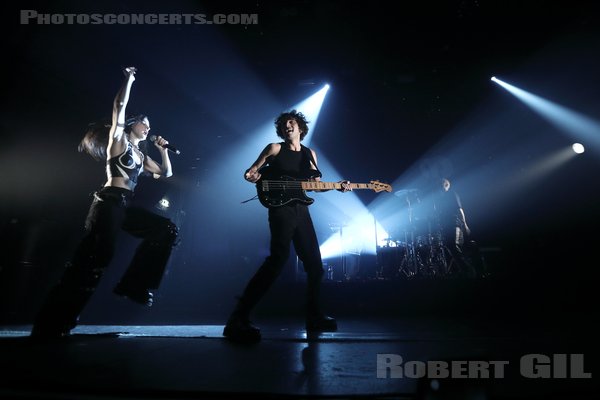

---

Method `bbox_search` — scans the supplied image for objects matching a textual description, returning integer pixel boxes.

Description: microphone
[149,135,181,155]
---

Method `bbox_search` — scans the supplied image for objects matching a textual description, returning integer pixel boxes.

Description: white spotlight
[572,143,585,154]
[491,76,497,81]
[157,198,170,210]
[324,83,330,90]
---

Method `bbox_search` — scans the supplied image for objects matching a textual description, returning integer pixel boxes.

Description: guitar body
[257,170,319,208]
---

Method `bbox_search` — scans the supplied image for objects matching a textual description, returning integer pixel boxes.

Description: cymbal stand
[328,223,348,281]
[423,223,448,276]
[340,224,348,280]
[398,195,418,277]
[399,229,418,277]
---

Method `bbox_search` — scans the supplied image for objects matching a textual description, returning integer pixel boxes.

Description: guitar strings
[261,181,338,186]
[261,181,357,186]
[261,181,376,186]
[261,181,374,188]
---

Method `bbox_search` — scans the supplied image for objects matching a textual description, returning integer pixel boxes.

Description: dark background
[1,0,599,324]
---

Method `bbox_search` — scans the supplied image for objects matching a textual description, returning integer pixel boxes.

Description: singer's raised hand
[149,135,180,155]
[123,66,137,79]
[151,135,169,151]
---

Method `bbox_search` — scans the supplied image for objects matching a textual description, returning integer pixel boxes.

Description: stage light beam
[491,77,600,150]
[290,84,331,145]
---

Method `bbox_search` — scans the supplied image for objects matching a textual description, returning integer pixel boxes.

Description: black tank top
[106,141,144,187]
[269,143,314,177]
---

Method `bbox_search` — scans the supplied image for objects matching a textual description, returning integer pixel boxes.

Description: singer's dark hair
[78,114,148,161]
[275,109,309,140]
[124,114,148,133]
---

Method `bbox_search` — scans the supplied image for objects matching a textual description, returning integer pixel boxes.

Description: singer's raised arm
[108,67,136,158]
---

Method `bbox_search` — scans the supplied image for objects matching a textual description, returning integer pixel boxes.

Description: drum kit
[321,188,470,281]
[376,188,450,279]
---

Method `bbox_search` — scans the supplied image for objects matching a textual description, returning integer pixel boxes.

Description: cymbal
[394,189,419,197]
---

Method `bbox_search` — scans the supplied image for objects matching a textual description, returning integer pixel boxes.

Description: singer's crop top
[106,141,144,187]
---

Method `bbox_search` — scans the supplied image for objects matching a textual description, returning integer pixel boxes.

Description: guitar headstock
[370,180,393,193]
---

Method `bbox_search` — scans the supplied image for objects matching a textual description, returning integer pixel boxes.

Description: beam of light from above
[319,213,390,259]
[491,77,600,151]
[358,70,598,245]
[203,84,335,266]
[214,84,332,218]
[486,146,577,200]
[284,84,389,260]
[309,155,390,259]
[290,84,330,146]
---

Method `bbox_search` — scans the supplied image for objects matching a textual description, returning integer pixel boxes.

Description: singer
[31,67,179,339]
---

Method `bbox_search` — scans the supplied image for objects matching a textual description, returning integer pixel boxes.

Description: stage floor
[0,315,596,399]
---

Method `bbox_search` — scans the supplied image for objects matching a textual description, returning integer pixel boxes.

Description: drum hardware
[418,228,448,277]
[328,222,352,281]
[373,189,455,279]
[392,189,423,278]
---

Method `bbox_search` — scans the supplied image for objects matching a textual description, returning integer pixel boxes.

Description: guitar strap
[301,144,322,178]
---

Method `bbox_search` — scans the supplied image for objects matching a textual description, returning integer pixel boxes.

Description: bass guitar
[256,173,392,208]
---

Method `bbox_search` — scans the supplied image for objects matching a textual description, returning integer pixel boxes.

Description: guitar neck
[301,181,375,191]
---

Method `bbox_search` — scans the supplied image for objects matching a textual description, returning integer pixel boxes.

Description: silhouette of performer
[31,67,178,339]
[433,178,475,277]
[223,110,351,342]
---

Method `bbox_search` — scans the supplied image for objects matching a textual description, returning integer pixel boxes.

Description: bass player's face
[284,119,302,141]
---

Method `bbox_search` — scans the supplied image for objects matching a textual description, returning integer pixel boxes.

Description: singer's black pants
[32,186,178,335]
[235,203,325,317]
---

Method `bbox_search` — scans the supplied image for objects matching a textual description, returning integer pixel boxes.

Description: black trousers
[441,225,474,277]
[236,203,325,316]
[33,186,178,333]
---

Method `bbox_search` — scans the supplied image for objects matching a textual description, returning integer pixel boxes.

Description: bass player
[223,109,351,342]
